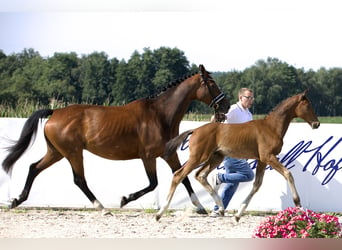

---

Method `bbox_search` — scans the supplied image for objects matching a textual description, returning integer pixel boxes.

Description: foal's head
[196,65,230,120]
[295,90,320,129]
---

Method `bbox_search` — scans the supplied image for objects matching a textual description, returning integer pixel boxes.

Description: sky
[0,0,341,72]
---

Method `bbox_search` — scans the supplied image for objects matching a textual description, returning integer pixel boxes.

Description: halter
[199,72,226,111]
[209,92,226,109]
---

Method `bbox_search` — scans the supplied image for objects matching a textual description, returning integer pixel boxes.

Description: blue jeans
[213,157,254,211]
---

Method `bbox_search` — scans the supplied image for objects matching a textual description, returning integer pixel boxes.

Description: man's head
[238,88,254,109]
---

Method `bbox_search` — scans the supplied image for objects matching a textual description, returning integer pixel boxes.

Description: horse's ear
[199,64,205,73]
[301,89,309,100]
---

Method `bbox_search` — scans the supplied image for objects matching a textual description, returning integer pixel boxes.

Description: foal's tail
[164,130,193,160]
[2,109,53,174]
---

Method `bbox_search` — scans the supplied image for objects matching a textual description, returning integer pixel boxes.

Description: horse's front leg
[120,158,158,207]
[267,155,301,207]
[164,154,207,215]
[235,161,266,222]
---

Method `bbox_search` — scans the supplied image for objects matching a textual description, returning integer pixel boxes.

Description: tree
[42,52,81,103]
[125,50,155,100]
[296,68,324,115]
[1,48,341,116]
[314,67,342,116]
[79,52,112,104]
[111,60,132,105]
[0,49,44,105]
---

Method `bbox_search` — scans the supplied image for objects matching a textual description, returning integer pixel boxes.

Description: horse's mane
[265,99,287,117]
[147,72,198,99]
[264,93,301,119]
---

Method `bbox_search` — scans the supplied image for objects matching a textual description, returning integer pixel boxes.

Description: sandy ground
[0,208,266,238]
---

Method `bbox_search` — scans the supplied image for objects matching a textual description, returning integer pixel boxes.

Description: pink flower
[252,207,341,238]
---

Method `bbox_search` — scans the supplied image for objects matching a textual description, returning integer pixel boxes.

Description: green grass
[253,115,342,123]
[316,116,342,123]
[1,100,342,123]
[184,113,342,123]
[0,99,66,118]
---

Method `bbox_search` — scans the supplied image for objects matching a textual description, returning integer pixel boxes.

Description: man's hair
[238,88,253,96]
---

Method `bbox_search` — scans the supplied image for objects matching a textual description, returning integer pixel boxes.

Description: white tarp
[0,118,341,212]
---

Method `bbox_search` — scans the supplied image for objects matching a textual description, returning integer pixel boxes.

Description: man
[210,87,255,216]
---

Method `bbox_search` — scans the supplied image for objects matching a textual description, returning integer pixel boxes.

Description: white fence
[0,118,341,212]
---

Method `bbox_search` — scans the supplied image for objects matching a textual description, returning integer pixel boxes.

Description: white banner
[0,118,341,212]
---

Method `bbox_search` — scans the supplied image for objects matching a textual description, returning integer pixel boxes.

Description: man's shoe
[210,210,221,217]
[210,210,224,217]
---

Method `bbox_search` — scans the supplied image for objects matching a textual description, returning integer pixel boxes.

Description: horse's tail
[2,109,53,174]
[164,130,194,160]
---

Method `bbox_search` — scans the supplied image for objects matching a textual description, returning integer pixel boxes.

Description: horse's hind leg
[165,154,207,215]
[195,153,224,215]
[67,154,111,216]
[10,148,63,208]
[235,161,266,222]
[156,160,198,221]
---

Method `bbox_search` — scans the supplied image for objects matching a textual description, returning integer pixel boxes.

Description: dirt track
[0,208,266,238]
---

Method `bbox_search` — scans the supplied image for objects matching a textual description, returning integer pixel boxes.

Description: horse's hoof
[120,196,128,208]
[234,215,240,223]
[9,198,18,209]
[101,209,113,217]
[155,214,162,221]
[195,207,208,215]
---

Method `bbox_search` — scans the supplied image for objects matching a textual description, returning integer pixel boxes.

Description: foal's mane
[264,93,301,119]
[147,72,198,99]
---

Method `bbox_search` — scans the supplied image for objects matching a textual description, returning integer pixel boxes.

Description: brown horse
[156,90,320,221]
[2,64,229,215]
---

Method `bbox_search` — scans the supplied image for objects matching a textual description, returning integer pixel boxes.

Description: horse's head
[197,64,230,121]
[295,89,320,129]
